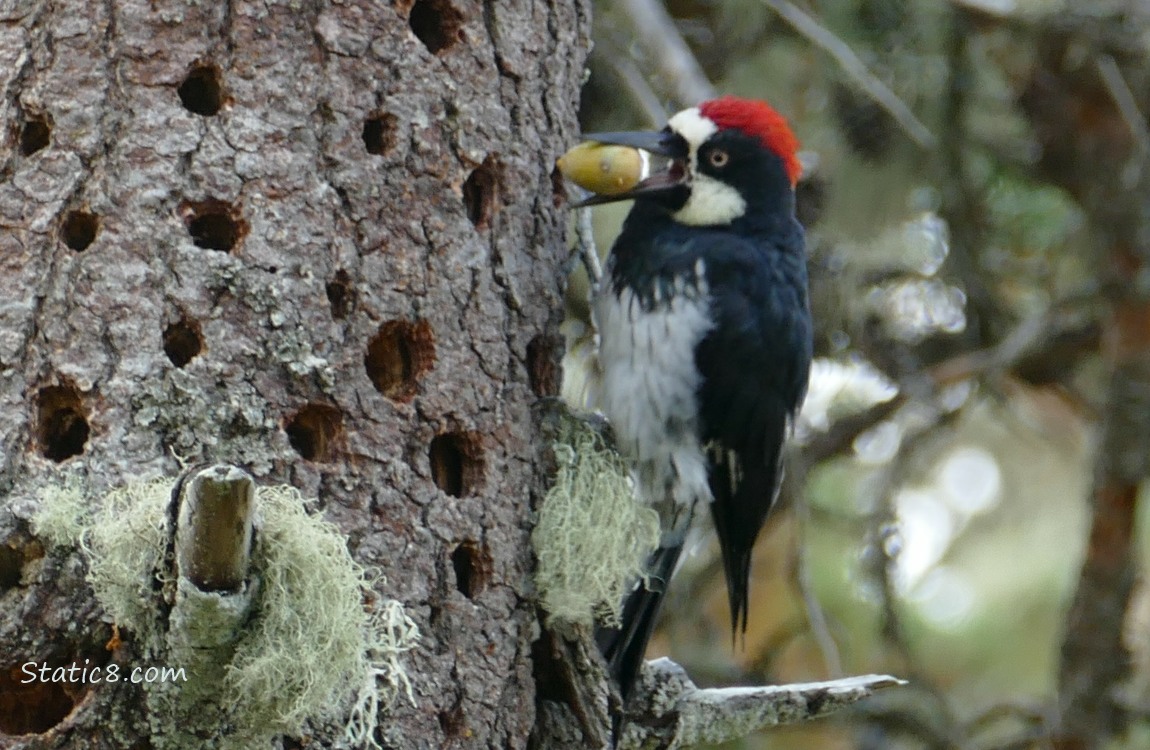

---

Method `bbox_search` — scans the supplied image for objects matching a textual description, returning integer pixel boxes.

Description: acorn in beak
[558,130,689,206]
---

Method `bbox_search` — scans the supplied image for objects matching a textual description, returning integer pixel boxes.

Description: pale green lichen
[35,475,418,749]
[32,476,91,548]
[226,484,418,744]
[533,419,660,627]
[81,477,172,640]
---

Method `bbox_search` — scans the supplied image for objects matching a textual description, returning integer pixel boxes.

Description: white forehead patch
[667,107,718,149]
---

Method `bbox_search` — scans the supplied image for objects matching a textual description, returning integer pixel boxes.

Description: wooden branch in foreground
[620,658,905,749]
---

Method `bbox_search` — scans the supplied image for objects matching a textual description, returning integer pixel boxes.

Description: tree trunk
[0,0,588,747]
[1012,7,1150,748]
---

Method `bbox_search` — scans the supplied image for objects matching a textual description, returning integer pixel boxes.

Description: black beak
[574,130,688,207]
[580,130,681,156]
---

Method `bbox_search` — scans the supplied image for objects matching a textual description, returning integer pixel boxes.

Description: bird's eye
[707,149,729,168]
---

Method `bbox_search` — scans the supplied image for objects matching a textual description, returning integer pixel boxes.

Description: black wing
[695,229,811,636]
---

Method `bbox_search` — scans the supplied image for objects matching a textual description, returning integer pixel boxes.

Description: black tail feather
[596,543,684,700]
[708,430,784,640]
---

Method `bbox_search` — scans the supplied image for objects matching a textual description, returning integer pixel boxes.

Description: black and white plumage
[582,98,813,698]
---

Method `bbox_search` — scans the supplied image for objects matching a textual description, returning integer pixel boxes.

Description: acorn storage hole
[362,113,398,155]
[0,545,21,591]
[19,116,50,155]
[450,540,491,599]
[463,156,500,229]
[60,211,99,252]
[36,385,89,462]
[409,0,464,55]
[438,702,466,738]
[429,432,482,498]
[526,334,560,397]
[550,165,566,208]
[285,403,343,462]
[162,316,203,367]
[181,199,246,252]
[0,662,78,734]
[178,64,223,116]
[0,536,43,594]
[364,320,435,401]
[325,270,355,319]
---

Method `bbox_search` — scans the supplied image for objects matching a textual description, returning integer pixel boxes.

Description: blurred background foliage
[562,0,1150,748]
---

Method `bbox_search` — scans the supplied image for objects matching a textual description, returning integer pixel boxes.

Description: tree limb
[760,0,937,149]
[613,0,716,108]
[620,659,905,748]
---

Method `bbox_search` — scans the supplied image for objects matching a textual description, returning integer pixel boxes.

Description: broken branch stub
[175,464,256,592]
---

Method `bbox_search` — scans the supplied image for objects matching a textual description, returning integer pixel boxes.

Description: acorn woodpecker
[582,97,812,698]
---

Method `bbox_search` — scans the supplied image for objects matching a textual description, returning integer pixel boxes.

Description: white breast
[592,273,715,530]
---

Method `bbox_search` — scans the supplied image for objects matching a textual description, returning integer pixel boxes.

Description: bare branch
[575,207,603,287]
[789,462,845,678]
[620,659,905,748]
[597,49,668,127]
[761,0,937,149]
[613,0,716,108]
[1095,54,1150,187]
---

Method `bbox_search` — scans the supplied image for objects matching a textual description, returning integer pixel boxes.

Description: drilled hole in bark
[550,165,566,208]
[429,432,482,498]
[450,540,490,599]
[438,702,466,737]
[0,536,43,594]
[0,545,21,591]
[181,199,246,252]
[0,662,78,734]
[37,385,89,462]
[326,270,355,320]
[178,64,224,116]
[526,334,560,397]
[163,316,203,368]
[364,320,435,401]
[363,113,398,155]
[285,403,343,462]
[19,117,50,155]
[409,0,464,54]
[463,156,500,229]
[60,211,99,252]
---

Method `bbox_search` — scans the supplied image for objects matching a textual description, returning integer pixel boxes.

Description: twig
[804,395,906,463]
[860,412,960,740]
[1095,54,1150,187]
[596,44,668,127]
[789,461,844,677]
[574,207,603,287]
[613,0,716,108]
[761,0,937,149]
[926,310,1052,387]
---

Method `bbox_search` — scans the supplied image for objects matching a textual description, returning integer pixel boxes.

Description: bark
[0,0,589,747]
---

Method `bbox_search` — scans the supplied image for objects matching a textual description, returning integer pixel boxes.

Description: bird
[578,96,813,699]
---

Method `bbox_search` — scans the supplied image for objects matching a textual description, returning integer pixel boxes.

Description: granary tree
[0,0,590,747]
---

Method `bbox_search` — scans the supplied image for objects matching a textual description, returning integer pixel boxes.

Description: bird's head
[577,96,801,226]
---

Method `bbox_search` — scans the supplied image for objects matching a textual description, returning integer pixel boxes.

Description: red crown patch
[699,97,802,186]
